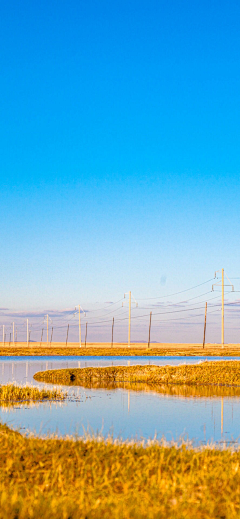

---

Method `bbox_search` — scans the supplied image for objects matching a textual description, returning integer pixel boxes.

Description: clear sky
[0,0,240,343]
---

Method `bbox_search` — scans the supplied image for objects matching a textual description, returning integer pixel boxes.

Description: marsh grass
[34,361,240,390]
[1,422,240,518]
[0,384,64,406]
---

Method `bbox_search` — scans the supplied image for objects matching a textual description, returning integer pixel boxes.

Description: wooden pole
[66,324,69,346]
[79,305,81,348]
[13,322,14,347]
[148,311,152,349]
[2,325,4,346]
[47,314,49,345]
[85,322,88,347]
[50,327,53,345]
[27,319,29,347]
[203,302,207,349]
[111,317,114,347]
[222,268,224,348]
[128,291,131,347]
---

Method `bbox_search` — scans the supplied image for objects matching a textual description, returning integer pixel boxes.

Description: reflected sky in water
[1,355,240,445]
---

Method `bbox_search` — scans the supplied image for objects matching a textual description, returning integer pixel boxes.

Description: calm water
[1,355,240,445]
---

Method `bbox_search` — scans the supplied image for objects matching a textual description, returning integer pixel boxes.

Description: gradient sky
[0,0,240,342]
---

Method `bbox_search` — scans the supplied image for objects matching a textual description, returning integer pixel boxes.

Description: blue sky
[0,0,240,342]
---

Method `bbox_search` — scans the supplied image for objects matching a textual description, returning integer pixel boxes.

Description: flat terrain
[1,342,240,356]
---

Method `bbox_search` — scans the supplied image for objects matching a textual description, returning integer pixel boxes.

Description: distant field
[0,342,240,356]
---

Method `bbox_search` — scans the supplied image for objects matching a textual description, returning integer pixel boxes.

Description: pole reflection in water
[221,397,223,436]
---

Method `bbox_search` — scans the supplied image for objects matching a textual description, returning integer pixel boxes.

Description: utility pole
[212,269,234,348]
[203,302,207,349]
[2,325,4,346]
[123,292,138,348]
[111,317,114,347]
[75,306,86,348]
[47,314,49,345]
[78,305,81,347]
[148,312,152,349]
[222,268,224,348]
[85,322,88,347]
[27,319,29,347]
[128,291,131,347]
[13,322,15,347]
[66,324,69,346]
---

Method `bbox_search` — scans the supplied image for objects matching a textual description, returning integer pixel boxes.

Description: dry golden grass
[1,422,240,518]
[1,342,240,356]
[34,360,240,389]
[0,384,64,406]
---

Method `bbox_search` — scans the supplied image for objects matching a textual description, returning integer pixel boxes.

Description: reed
[0,384,64,404]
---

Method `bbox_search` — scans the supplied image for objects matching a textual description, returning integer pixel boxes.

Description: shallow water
[1,355,240,445]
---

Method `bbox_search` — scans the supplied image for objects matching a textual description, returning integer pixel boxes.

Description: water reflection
[50,378,240,399]
[0,356,240,445]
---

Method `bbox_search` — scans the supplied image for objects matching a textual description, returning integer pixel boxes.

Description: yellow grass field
[1,342,240,356]
[1,422,240,519]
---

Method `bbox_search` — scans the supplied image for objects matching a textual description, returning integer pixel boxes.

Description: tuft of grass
[1,423,240,518]
[34,361,240,390]
[0,384,64,406]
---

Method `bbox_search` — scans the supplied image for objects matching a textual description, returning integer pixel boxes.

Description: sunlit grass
[0,384,64,406]
[1,422,240,518]
[1,345,240,356]
[34,360,240,390]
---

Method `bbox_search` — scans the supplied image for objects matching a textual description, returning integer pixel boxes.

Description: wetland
[2,356,240,517]
[1,356,240,444]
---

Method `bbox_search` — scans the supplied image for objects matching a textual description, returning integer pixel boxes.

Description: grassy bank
[0,384,64,405]
[1,423,240,518]
[34,360,240,389]
[1,344,240,356]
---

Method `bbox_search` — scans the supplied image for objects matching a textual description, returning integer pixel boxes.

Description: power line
[137,278,215,301]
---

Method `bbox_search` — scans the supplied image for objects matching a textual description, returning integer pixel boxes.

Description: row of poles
[1,270,235,348]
